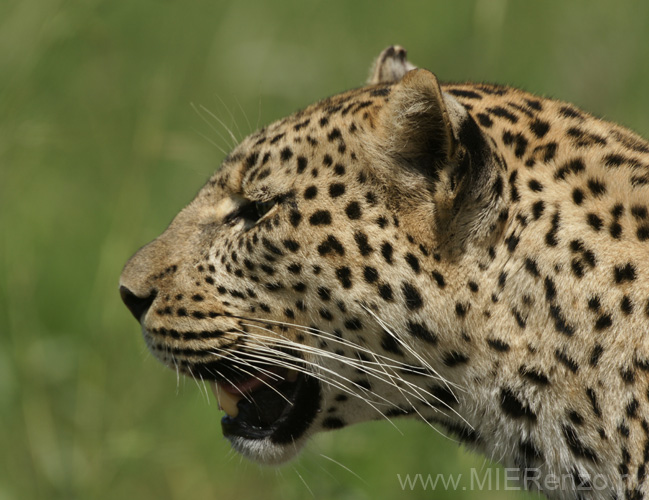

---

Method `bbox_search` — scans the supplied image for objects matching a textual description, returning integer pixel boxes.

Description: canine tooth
[286,369,298,382]
[211,382,241,417]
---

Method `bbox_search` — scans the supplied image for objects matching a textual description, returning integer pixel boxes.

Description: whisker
[190,102,233,152]
[198,103,239,148]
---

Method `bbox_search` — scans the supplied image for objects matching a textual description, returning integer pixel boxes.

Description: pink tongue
[220,368,286,395]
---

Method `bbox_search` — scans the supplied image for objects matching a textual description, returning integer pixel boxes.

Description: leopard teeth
[211,382,241,418]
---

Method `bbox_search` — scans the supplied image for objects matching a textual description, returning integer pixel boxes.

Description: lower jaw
[218,375,322,462]
[226,434,305,465]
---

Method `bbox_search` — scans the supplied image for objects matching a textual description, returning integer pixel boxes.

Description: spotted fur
[120,46,649,500]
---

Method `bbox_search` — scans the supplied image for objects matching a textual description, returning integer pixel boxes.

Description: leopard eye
[254,200,275,220]
[224,199,276,226]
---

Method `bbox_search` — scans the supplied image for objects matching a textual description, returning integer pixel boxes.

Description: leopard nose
[120,285,157,322]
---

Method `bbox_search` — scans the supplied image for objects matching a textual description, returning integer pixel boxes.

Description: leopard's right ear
[377,68,458,169]
[368,45,417,84]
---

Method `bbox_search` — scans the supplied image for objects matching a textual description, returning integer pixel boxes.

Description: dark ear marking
[368,45,416,85]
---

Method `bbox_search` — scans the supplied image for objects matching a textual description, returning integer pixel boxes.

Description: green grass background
[3,0,649,499]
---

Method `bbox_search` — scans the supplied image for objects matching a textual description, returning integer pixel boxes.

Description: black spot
[545,212,560,246]
[632,205,648,220]
[344,318,362,331]
[322,417,345,429]
[638,226,649,241]
[550,305,574,336]
[568,410,584,426]
[455,302,469,318]
[492,175,504,197]
[443,351,469,367]
[432,271,446,288]
[524,258,540,277]
[407,321,437,344]
[264,282,284,292]
[378,284,393,301]
[381,242,393,264]
[621,367,635,384]
[262,237,284,256]
[317,287,331,301]
[544,277,556,302]
[336,267,352,289]
[559,105,584,120]
[381,330,403,355]
[572,188,584,205]
[627,398,639,418]
[594,314,612,330]
[270,133,285,144]
[309,210,332,226]
[244,152,259,170]
[489,106,519,123]
[586,213,603,232]
[519,366,549,385]
[304,186,318,199]
[283,239,300,252]
[345,201,362,220]
[555,349,579,373]
[586,388,601,417]
[328,183,345,198]
[327,128,342,142]
[467,281,479,292]
[500,388,537,421]
[562,425,599,463]
[587,296,601,311]
[614,263,637,283]
[429,385,457,407]
[449,88,483,99]
[555,158,585,180]
[405,253,420,274]
[287,263,302,275]
[476,113,493,127]
[505,232,520,253]
[402,282,423,310]
[621,296,634,315]
[487,338,510,352]
[512,308,526,328]
[317,235,345,256]
[280,147,293,162]
[289,210,302,227]
[363,266,379,284]
[370,87,390,97]
[590,344,604,367]
[532,200,545,219]
[529,119,550,138]
[509,170,520,202]
[319,308,333,321]
[528,179,543,192]
[354,232,373,256]
[587,178,607,197]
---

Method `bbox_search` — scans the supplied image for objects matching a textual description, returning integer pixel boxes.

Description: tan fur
[121,47,649,499]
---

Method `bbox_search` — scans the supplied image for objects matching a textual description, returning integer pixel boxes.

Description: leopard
[120,45,649,500]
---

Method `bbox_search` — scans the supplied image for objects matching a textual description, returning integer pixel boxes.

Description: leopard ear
[368,45,417,84]
[379,68,458,169]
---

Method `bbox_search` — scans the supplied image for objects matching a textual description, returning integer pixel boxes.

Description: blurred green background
[3,0,649,499]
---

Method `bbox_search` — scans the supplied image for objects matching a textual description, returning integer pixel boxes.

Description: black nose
[120,285,157,321]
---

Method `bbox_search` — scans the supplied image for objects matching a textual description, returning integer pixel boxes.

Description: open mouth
[207,365,322,444]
